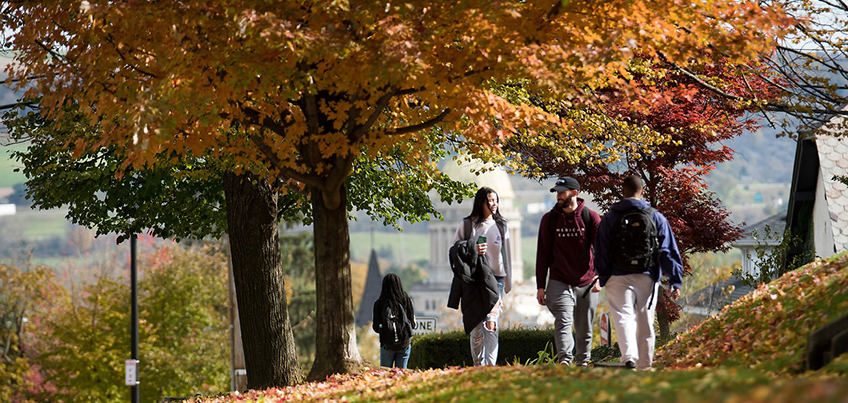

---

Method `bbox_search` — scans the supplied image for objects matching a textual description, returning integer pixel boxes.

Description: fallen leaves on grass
[657,252,848,374]
[191,364,848,403]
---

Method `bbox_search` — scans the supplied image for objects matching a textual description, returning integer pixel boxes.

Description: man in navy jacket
[595,174,683,371]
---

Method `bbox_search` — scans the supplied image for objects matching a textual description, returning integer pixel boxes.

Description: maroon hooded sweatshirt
[535,198,601,289]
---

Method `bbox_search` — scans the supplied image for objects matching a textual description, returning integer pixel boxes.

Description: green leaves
[30,242,230,403]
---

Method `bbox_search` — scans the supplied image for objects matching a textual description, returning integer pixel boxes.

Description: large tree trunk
[657,309,671,342]
[307,184,363,381]
[656,292,671,343]
[223,172,302,389]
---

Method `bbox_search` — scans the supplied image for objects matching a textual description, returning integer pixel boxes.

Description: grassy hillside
[190,253,848,403]
[656,251,848,374]
[194,363,848,402]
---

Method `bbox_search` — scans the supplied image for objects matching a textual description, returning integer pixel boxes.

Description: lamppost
[124,234,139,403]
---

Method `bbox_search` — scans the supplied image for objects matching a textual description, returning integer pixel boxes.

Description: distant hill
[713,120,797,184]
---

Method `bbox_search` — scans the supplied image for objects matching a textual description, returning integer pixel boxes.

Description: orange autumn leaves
[657,252,848,373]
[5,1,792,188]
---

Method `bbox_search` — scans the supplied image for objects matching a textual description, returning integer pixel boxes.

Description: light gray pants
[545,279,598,365]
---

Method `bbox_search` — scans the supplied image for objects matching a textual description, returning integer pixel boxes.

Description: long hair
[380,273,409,309]
[466,186,505,225]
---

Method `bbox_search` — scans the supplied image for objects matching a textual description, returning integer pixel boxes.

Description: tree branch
[239,105,290,137]
[347,90,395,142]
[104,34,158,78]
[0,101,37,110]
[385,108,451,136]
[247,129,324,189]
[665,58,848,117]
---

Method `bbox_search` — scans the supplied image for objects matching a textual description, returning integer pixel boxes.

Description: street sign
[413,317,437,335]
[125,359,139,386]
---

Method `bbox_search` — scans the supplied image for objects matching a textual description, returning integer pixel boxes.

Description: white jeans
[605,274,659,370]
[469,307,499,366]
[470,278,504,366]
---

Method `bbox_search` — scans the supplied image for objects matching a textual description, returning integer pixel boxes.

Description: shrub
[408,328,620,368]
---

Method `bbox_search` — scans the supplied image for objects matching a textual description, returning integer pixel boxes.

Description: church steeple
[355,249,383,327]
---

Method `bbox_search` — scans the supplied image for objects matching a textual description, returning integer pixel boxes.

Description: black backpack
[611,206,660,273]
[379,301,412,350]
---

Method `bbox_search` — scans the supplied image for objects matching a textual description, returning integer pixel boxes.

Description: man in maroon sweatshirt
[536,176,602,366]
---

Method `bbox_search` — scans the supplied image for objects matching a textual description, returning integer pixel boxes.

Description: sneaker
[624,361,636,370]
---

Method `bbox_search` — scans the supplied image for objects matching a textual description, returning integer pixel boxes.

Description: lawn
[0,206,70,239]
[192,252,848,402]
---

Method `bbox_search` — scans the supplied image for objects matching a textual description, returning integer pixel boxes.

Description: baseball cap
[550,176,580,192]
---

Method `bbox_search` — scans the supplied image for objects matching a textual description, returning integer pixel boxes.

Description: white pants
[470,278,504,366]
[605,274,659,370]
[469,307,499,366]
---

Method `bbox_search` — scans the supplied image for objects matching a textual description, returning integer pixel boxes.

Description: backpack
[379,301,412,350]
[548,207,594,259]
[611,206,660,273]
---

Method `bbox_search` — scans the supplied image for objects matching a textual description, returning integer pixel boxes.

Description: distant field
[0,142,28,187]
[348,231,430,265]
[1,206,70,238]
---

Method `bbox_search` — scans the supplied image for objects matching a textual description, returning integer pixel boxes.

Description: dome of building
[439,157,515,200]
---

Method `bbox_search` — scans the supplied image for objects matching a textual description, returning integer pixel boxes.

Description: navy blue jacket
[595,198,683,289]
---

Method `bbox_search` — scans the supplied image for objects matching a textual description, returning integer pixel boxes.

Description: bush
[408,328,620,368]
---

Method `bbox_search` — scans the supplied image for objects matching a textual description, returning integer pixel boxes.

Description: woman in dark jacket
[372,273,415,368]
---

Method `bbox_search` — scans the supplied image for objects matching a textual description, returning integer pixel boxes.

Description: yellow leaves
[318,99,352,131]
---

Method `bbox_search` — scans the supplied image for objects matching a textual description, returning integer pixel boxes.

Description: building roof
[786,104,848,257]
[731,210,788,248]
[815,134,848,250]
[355,249,383,327]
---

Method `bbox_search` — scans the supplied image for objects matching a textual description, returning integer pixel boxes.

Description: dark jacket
[372,295,415,350]
[595,198,684,289]
[447,238,500,334]
[535,198,601,289]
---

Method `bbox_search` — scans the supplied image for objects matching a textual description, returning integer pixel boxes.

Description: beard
[557,194,575,210]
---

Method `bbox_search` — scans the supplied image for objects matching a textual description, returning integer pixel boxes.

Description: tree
[665,1,848,136]
[31,241,231,403]
[4,97,470,388]
[0,264,61,403]
[508,55,782,339]
[4,0,790,384]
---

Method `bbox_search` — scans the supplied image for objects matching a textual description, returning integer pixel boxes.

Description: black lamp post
[130,234,139,403]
